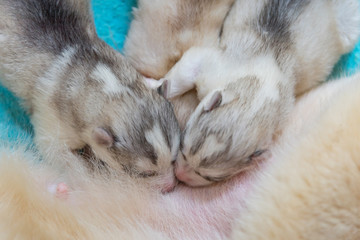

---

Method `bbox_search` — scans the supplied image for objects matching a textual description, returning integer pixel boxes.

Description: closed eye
[248,149,266,162]
[250,150,265,158]
[194,171,228,182]
[181,152,188,161]
[138,170,158,178]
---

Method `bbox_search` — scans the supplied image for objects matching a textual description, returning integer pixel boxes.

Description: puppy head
[67,49,181,193]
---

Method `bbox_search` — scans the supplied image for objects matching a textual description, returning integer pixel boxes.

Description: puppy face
[159,48,292,187]
[57,49,181,193]
[175,83,278,187]
[90,97,181,192]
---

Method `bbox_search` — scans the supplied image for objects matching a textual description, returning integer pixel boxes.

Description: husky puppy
[0,0,181,192]
[160,0,360,186]
[1,72,360,239]
[124,0,235,131]
[124,0,360,187]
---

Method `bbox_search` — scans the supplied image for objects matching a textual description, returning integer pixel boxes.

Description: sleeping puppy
[1,72,360,239]
[125,0,360,186]
[0,0,181,192]
[124,0,235,130]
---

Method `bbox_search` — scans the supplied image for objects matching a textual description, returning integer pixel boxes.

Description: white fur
[201,135,227,160]
[124,0,236,79]
[157,0,360,186]
[37,47,76,93]
[144,77,164,89]
[34,47,79,150]
[145,124,169,160]
[1,72,360,239]
[0,0,182,192]
[91,63,127,95]
[0,33,6,42]
[332,0,360,52]
[232,72,360,240]
[167,0,360,98]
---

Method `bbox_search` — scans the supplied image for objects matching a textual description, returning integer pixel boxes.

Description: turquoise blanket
[0,0,359,147]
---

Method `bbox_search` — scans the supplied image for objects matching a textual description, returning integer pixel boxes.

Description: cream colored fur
[0,149,169,240]
[124,0,232,130]
[124,0,360,187]
[1,0,360,238]
[1,73,360,239]
[0,0,182,191]
[232,73,360,239]
[124,0,235,79]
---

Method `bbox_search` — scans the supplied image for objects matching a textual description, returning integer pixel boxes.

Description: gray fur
[256,0,310,56]
[218,1,235,39]
[121,0,360,187]
[154,0,358,187]
[7,0,94,54]
[183,75,283,170]
[0,0,181,190]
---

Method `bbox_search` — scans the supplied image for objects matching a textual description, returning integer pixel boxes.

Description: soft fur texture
[124,0,360,187]
[0,0,181,192]
[233,73,360,240]
[124,0,236,79]
[0,72,359,239]
[1,0,360,239]
[0,148,168,239]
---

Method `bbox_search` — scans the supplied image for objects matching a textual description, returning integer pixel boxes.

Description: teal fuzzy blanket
[0,0,359,148]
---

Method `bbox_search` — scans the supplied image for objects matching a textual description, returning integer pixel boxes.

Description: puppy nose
[175,166,190,183]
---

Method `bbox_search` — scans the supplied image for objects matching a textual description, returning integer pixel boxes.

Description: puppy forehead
[91,63,135,96]
[145,124,169,153]
[144,122,180,169]
[198,166,234,180]
[183,133,229,167]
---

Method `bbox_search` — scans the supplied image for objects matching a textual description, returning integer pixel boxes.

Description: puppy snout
[175,163,191,183]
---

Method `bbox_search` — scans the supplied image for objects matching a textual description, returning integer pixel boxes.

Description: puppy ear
[204,91,222,112]
[92,127,114,148]
[157,79,169,99]
[203,89,238,112]
[143,77,170,99]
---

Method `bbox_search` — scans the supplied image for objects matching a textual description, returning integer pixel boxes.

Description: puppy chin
[150,172,178,193]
